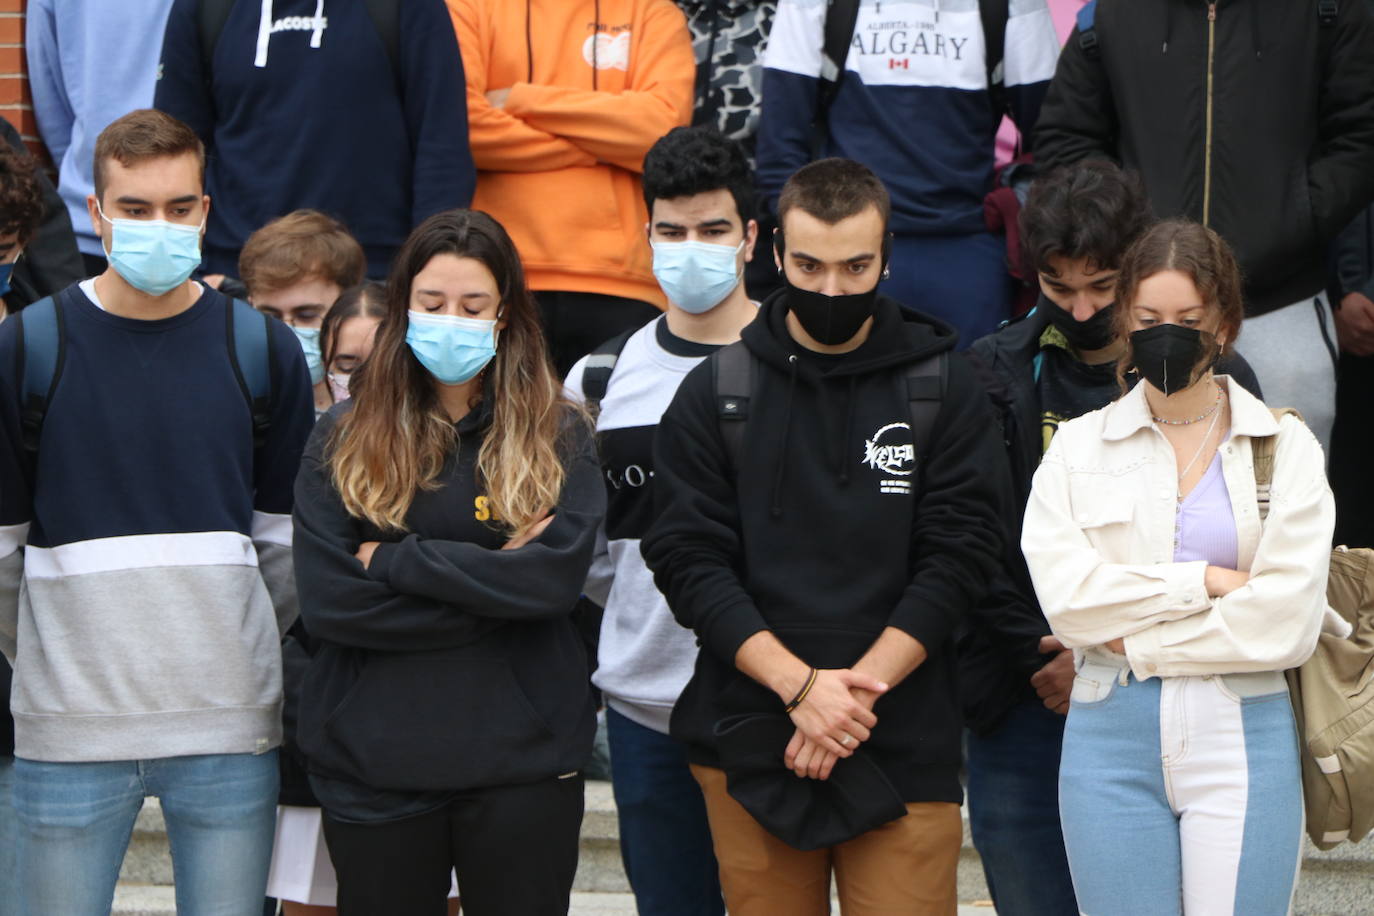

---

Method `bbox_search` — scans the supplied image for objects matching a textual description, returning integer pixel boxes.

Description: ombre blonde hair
[327,210,583,534]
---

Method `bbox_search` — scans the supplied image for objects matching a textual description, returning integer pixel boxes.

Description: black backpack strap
[363,0,402,83]
[1076,0,1100,61]
[581,327,637,422]
[904,352,948,470]
[17,295,62,454]
[813,0,862,156]
[713,341,754,472]
[226,298,274,449]
[198,0,236,70]
[980,0,1009,117]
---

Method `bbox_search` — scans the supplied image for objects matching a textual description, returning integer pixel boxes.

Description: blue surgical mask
[290,325,325,384]
[97,201,203,296]
[651,239,744,314]
[405,310,500,385]
[0,251,19,298]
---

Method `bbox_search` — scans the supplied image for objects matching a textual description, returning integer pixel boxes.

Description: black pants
[535,290,661,378]
[322,775,585,916]
[1331,352,1374,545]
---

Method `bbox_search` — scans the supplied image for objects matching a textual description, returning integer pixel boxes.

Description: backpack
[580,333,949,475]
[198,0,400,80]
[17,292,275,453]
[1254,407,1374,850]
[815,0,1009,151]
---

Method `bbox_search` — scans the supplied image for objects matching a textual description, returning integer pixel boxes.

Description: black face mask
[785,281,879,346]
[1045,301,1118,352]
[1130,323,1217,396]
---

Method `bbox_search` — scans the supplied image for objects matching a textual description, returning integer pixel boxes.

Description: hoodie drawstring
[311,0,325,49]
[692,0,722,126]
[526,0,534,81]
[255,0,274,67]
[1251,1,1262,58]
[837,375,858,487]
[769,355,799,519]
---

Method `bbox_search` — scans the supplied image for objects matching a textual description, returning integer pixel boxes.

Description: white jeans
[1238,294,1339,453]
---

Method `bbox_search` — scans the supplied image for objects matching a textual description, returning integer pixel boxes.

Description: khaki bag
[1255,407,1374,849]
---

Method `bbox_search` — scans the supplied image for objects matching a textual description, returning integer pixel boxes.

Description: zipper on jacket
[1202,1,1217,226]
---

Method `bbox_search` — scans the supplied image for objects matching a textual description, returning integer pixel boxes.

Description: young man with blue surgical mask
[564,125,758,916]
[0,108,314,915]
[240,210,367,417]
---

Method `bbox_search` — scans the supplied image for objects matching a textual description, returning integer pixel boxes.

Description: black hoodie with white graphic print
[642,290,1012,803]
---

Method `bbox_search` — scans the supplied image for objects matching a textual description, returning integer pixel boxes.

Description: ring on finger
[840,734,853,747]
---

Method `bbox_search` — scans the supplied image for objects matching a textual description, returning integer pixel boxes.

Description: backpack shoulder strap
[713,341,754,472]
[980,0,1009,115]
[226,298,274,450]
[363,0,402,82]
[581,327,637,422]
[1076,0,1100,61]
[904,352,948,466]
[17,295,62,454]
[1254,406,1305,520]
[198,0,237,69]
[813,0,863,154]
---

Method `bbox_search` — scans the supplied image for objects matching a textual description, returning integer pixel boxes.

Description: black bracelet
[784,667,818,713]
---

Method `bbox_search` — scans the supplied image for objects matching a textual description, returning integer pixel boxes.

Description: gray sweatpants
[1237,294,1339,454]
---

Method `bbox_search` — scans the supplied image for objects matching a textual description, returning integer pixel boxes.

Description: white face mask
[327,371,352,402]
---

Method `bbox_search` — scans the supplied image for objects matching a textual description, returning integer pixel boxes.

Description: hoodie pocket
[320,654,560,791]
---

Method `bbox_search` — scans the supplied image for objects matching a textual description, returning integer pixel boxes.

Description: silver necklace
[1152,384,1222,425]
[1174,399,1224,503]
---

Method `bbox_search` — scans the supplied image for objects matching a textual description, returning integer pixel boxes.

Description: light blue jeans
[0,756,16,916]
[12,752,278,916]
[1059,655,1303,915]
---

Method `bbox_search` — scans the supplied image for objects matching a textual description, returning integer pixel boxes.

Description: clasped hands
[781,668,889,782]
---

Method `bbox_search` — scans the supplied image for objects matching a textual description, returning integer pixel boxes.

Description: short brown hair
[1114,219,1246,388]
[777,158,891,229]
[0,143,44,244]
[239,210,366,295]
[93,109,205,202]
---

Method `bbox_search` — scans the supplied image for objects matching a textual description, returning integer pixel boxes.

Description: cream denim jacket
[1021,376,1344,682]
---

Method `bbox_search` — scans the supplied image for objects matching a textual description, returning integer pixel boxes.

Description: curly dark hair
[642,126,756,226]
[0,142,44,244]
[1020,160,1152,278]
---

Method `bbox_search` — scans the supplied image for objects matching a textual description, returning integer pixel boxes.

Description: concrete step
[116,780,1374,915]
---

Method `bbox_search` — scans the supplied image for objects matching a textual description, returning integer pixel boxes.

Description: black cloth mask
[1130,323,1216,396]
[785,280,879,346]
[1046,301,1118,352]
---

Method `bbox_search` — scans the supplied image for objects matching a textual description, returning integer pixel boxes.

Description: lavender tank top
[1174,452,1239,568]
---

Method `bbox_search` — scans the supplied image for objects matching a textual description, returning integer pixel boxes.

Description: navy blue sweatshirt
[756,0,1059,236]
[0,282,314,762]
[155,0,476,278]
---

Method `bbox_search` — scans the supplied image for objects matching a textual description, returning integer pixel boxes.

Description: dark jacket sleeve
[641,360,771,666]
[0,321,32,663]
[401,0,476,224]
[1032,25,1120,169]
[0,119,83,301]
[292,413,506,652]
[1331,204,1374,302]
[364,417,605,622]
[884,355,1012,651]
[154,0,216,146]
[1308,0,1374,248]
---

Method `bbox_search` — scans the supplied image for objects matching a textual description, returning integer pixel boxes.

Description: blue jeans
[1059,658,1303,915]
[0,757,15,916]
[880,230,1015,350]
[965,699,1078,916]
[13,751,279,916]
[605,706,724,916]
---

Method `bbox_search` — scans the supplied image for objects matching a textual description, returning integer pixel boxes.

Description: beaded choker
[1152,384,1223,426]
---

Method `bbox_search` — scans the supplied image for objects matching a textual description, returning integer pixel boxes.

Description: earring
[881,267,891,280]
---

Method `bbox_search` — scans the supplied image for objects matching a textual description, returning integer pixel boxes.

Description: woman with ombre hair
[291,209,605,916]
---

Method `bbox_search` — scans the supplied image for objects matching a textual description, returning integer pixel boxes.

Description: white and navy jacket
[757,0,1059,236]
[0,283,314,762]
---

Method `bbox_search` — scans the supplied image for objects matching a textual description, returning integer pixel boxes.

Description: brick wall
[0,0,49,167]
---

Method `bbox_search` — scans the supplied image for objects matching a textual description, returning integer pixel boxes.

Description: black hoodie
[641,291,1012,803]
[291,400,604,819]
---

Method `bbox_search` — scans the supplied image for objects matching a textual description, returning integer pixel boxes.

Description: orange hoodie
[447,0,694,308]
